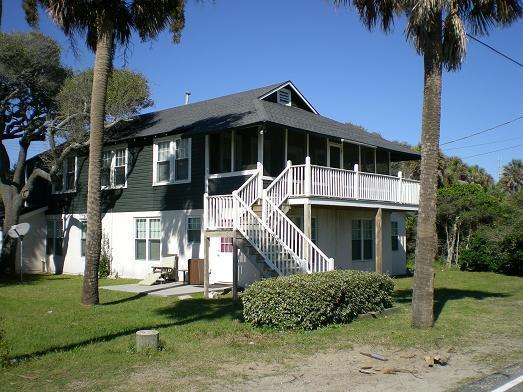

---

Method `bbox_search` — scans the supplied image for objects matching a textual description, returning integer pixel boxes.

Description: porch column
[232,231,239,302]
[203,234,210,298]
[304,201,312,262]
[375,208,383,274]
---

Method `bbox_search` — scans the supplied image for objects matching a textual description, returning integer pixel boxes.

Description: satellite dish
[8,223,30,239]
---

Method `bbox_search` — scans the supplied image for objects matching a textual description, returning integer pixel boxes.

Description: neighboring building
[17,81,420,286]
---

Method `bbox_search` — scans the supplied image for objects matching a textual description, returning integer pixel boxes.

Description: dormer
[259,81,318,114]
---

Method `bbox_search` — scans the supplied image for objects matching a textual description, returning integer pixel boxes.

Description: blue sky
[3,0,522,180]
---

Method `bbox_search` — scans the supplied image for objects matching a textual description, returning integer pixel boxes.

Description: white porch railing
[294,158,419,204]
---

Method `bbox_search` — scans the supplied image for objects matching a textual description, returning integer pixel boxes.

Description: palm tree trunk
[412,19,442,329]
[81,19,114,306]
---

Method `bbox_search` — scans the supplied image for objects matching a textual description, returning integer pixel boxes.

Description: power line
[444,135,523,150]
[467,34,523,69]
[462,143,523,159]
[440,116,523,145]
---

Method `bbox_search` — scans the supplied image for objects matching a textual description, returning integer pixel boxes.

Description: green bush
[242,270,394,330]
[0,318,9,368]
[99,233,112,278]
[460,229,523,276]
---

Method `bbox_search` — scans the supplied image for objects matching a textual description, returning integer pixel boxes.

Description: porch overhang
[287,197,419,212]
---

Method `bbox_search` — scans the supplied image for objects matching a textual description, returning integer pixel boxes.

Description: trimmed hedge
[242,270,394,330]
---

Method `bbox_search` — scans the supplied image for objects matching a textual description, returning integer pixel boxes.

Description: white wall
[288,205,407,275]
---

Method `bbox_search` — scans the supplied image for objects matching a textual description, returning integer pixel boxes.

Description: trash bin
[188,258,204,285]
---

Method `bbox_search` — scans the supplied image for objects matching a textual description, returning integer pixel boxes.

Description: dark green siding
[47,135,206,214]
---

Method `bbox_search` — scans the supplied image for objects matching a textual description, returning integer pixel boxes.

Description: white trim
[205,134,210,193]
[186,214,202,244]
[327,141,342,168]
[101,144,129,190]
[134,216,161,261]
[276,88,292,106]
[287,197,419,211]
[208,169,257,179]
[52,155,78,194]
[258,81,319,114]
[152,135,192,186]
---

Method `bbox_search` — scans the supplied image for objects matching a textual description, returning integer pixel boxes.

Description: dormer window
[277,88,291,106]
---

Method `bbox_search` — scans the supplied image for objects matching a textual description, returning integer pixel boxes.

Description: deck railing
[295,158,419,205]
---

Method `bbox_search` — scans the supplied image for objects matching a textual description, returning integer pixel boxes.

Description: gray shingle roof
[107,81,420,159]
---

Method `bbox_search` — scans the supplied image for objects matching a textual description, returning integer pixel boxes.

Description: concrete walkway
[100,281,232,298]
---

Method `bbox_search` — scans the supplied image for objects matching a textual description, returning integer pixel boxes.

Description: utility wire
[467,34,523,69]
[440,116,523,146]
[444,135,523,150]
[462,143,523,159]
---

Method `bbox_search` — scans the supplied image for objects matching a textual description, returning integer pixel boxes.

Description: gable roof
[107,81,420,159]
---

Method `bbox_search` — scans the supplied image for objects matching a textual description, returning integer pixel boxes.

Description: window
[234,128,258,171]
[135,218,161,261]
[209,131,232,174]
[46,219,63,256]
[102,147,128,188]
[80,220,86,257]
[391,221,399,251]
[220,237,233,253]
[187,217,201,243]
[352,219,373,261]
[53,156,76,193]
[153,137,191,184]
[277,88,291,106]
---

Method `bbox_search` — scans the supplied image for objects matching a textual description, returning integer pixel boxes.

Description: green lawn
[0,270,522,391]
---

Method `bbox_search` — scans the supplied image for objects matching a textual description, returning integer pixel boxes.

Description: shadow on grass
[394,287,509,322]
[10,297,243,363]
[0,274,72,287]
[101,292,148,306]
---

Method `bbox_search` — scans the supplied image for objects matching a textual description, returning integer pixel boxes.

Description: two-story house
[17,81,420,287]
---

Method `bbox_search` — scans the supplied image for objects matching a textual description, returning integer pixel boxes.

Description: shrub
[242,270,394,330]
[99,233,112,278]
[0,318,9,368]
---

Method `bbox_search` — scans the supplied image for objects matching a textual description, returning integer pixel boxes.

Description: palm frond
[132,0,185,44]
[442,10,467,70]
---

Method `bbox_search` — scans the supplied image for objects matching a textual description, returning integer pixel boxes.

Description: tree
[499,159,523,193]
[437,184,502,267]
[334,0,521,328]
[0,32,68,274]
[467,165,493,188]
[26,0,185,305]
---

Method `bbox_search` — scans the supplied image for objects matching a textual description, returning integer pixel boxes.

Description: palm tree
[25,0,185,305]
[500,159,523,192]
[334,0,521,328]
[467,165,493,188]
[441,156,468,186]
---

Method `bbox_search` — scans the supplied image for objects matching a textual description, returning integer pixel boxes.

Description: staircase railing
[264,161,334,273]
[232,190,305,275]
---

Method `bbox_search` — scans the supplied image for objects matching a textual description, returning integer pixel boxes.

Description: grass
[0,270,522,391]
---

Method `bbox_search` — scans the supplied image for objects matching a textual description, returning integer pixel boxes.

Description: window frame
[351,219,374,262]
[46,218,64,256]
[134,217,161,261]
[80,220,87,257]
[220,237,233,253]
[101,145,128,190]
[187,216,202,244]
[153,136,192,185]
[52,155,77,194]
[391,221,399,251]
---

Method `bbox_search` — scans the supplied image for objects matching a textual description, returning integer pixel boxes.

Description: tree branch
[20,168,50,200]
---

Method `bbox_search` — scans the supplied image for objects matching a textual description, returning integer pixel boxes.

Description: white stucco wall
[288,205,407,275]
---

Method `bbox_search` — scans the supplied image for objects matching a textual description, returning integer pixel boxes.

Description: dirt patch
[226,340,521,392]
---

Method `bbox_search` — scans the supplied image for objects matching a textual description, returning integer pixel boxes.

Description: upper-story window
[53,155,77,193]
[102,146,128,189]
[277,88,291,106]
[153,137,191,185]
